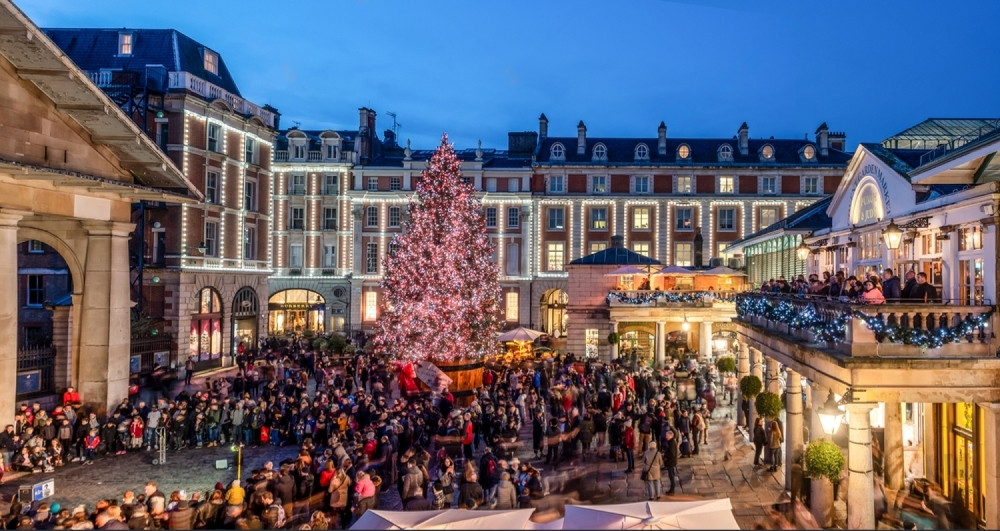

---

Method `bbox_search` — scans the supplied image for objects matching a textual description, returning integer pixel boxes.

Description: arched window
[677,144,691,160]
[634,144,649,161]
[593,144,607,161]
[718,144,733,162]
[550,143,565,161]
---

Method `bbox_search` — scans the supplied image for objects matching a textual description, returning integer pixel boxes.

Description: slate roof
[570,247,662,266]
[276,129,358,153]
[726,196,833,249]
[43,28,242,97]
[536,136,851,167]
[367,148,533,169]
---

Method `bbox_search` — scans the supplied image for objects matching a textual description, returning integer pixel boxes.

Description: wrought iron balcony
[735,293,996,358]
[606,290,740,308]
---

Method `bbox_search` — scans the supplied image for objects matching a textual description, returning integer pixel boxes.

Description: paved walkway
[2,382,787,529]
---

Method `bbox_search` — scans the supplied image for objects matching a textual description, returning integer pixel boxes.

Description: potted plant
[804,439,845,527]
[754,390,784,420]
[739,375,762,399]
[716,356,736,374]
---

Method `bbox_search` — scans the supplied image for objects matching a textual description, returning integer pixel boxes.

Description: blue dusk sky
[15,0,1000,152]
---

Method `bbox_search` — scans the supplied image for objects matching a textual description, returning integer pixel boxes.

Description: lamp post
[817,390,845,435]
[231,443,244,481]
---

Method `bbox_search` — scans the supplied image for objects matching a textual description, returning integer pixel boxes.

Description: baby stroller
[680,434,692,457]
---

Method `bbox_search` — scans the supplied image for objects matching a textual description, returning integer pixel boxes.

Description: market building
[0,0,200,424]
[726,118,1000,528]
[44,27,278,371]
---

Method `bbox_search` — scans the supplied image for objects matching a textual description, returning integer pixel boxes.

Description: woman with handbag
[641,441,663,501]
[431,456,455,509]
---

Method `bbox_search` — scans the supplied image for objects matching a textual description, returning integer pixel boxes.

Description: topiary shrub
[607,332,620,345]
[312,338,328,351]
[716,356,736,374]
[804,439,845,483]
[740,375,763,398]
[755,390,784,419]
[327,334,348,354]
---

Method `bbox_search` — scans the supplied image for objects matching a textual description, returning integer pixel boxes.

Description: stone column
[655,321,666,369]
[884,402,905,494]
[749,348,763,431]
[785,369,804,493]
[979,403,1000,529]
[766,357,782,395]
[0,211,22,430]
[737,342,750,428]
[610,321,619,361]
[846,403,876,530]
[811,385,827,442]
[77,221,134,416]
[699,321,713,360]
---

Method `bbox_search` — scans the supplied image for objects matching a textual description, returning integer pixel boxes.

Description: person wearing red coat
[63,387,81,407]
[623,421,636,473]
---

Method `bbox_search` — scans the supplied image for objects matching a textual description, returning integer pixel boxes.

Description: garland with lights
[852,310,993,349]
[736,294,995,349]
[606,290,738,305]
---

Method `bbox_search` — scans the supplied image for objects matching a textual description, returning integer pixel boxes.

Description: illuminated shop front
[268,289,325,335]
[231,286,259,353]
[190,287,223,367]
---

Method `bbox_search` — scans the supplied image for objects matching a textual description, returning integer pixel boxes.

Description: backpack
[266,503,286,528]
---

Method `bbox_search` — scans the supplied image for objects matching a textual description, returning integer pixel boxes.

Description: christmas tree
[372,134,502,363]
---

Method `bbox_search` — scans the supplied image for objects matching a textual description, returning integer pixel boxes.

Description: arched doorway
[190,287,223,368]
[268,289,325,335]
[231,287,259,355]
[539,289,568,337]
[15,238,73,400]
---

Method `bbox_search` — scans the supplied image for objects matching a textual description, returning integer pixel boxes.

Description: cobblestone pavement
[1,374,787,529]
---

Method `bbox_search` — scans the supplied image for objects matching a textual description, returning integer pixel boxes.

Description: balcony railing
[167,71,276,128]
[607,290,741,307]
[735,293,995,358]
[272,150,346,163]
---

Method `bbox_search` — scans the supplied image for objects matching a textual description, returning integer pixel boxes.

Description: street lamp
[817,390,844,435]
[882,220,904,250]
[230,443,244,481]
[796,242,811,261]
[681,317,690,332]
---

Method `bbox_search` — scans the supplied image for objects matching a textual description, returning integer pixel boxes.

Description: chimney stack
[539,113,548,140]
[610,235,625,248]
[816,122,829,157]
[658,121,667,155]
[577,120,587,155]
[737,122,749,156]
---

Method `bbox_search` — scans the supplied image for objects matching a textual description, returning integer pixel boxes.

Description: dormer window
[801,144,817,161]
[550,143,565,161]
[592,143,607,162]
[718,144,733,162]
[203,49,219,75]
[677,144,691,160]
[760,144,774,161]
[634,144,649,161]
[118,33,133,55]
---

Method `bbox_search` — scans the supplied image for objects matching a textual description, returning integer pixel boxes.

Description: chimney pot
[658,121,667,155]
[577,121,587,155]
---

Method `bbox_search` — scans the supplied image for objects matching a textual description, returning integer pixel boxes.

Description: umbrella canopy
[499,326,546,343]
[702,266,746,276]
[351,509,536,530]
[654,265,694,275]
[561,499,739,530]
[606,265,654,276]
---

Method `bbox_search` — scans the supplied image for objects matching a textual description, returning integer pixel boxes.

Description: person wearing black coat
[752,417,767,468]
[662,428,679,495]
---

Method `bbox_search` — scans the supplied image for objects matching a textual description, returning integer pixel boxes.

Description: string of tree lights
[735,295,994,349]
[605,290,739,305]
[371,134,503,363]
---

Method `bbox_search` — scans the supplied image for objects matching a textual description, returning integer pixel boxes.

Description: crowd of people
[1,336,750,530]
[760,268,939,304]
